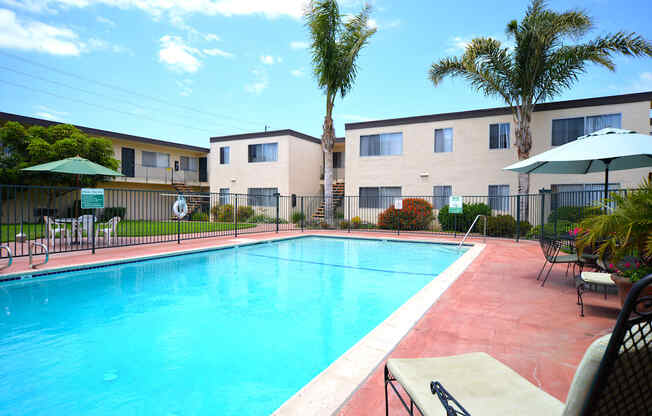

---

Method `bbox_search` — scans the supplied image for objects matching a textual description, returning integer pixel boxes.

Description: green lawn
[0,221,256,242]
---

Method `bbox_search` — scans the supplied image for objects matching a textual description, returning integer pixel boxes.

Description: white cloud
[0,8,82,55]
[623,72,652,93]
[35,111,58,120]
[245,69,268,95]
[8,0,308,19]
[260,55,281,65]
[159,35,202,73]
[290,41,308,50]
[290,68,304,77]
[84,37,130,54]
[176,79,193,96]
[205,33,220,42]
[367,18,377,29]
[203,47,233,58]
[35,105,68,120]
[96,16,115,26]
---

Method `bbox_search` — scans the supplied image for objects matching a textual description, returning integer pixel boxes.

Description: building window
[360,133,402,156]
[142,151,169,168]
[488,185,510,211]
[359,186,402,209]
[433,186,452,210]
[247,187,278,206]
[333,151,344,168]
[180,156,198,171]
[551,183,620,210]
[552,113,621,146]
[220,146,230,164]
[248,143,278,163]
[434,128,453,153]
[219,188,230,205]
[489,123,510,149]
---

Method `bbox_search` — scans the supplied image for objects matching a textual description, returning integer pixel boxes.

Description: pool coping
[0,232,483,415]
[271,237,485,416]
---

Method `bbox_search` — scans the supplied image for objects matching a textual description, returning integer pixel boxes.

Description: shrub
[212,204,234,222]
[100,206,126,221]
[190,211,209,222]
[247,214,288,224]
[351,216,361,229]
[320,221,330,229]
[548,206,601,223]
[518,221,532,237]
[291,211,305,224]
[237,206,254,222]
[525,220,575,239]
[438,203,491,232]
[378,198,433,230]
[339,220,350,229]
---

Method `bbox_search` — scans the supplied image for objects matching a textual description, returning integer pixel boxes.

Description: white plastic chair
[95,217,121,246]
[76,215,97,243]
[43,216,70,247]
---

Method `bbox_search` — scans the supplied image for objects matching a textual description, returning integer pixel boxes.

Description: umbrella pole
[603,158,614,200]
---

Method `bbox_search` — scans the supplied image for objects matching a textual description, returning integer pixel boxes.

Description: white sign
[394,198,403,210]
[449,195,463,214]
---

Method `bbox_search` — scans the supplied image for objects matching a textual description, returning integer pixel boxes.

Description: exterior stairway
[172,184,207,218]
[312,181,345,221]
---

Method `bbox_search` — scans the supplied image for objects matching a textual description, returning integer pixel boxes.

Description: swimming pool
[0,236,466,415]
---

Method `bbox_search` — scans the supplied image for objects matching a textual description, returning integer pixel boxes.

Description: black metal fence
[0,184,628,259]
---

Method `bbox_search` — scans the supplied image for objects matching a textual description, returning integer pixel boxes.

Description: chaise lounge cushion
[387,352,564,415]
[580,272,616,286]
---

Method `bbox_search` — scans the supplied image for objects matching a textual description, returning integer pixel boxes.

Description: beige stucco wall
[209,134,321,196]
[109,138,208,187]
[344,100,651,199]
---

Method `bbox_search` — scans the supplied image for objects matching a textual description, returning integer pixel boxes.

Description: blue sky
[0,0,650,148]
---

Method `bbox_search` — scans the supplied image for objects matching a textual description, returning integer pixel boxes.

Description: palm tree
[305,0,376,223]
[429,0,652,216]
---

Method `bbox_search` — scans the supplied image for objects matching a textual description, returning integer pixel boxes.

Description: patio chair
[43,216,70,247]
[76,215,97,243]
[576,272,616,317]
[536,237,580,287]
[384,274,652,415]
[95,216,120,246]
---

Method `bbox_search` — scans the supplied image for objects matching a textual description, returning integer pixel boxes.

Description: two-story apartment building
[209,130,322,201]
[343,91,652,211]
[0,112,210,193]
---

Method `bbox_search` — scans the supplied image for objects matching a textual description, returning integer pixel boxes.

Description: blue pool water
[0,236,464,415]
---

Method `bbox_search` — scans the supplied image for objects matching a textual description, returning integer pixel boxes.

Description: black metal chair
[537,237,580,287]
[384,274,652,415]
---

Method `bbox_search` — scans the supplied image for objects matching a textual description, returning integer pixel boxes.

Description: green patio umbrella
[22,156,123,178]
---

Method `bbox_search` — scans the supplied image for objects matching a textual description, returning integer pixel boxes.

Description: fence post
[275,193,280,233]
[234,195,238,238]
[300,196,304,232]
[539,189,546,241]
[348,197,351,233]
[516,194,521,242]
[92,210,96,254]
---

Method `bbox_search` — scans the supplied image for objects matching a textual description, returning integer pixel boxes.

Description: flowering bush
[351,216,362,228]
[378,198,433,230]
[568,227,585,237]
[606,261,652,283]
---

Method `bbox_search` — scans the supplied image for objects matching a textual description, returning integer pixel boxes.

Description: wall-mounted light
[419,172,429,177]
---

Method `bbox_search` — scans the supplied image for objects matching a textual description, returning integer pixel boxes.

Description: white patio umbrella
[504,128,652,199]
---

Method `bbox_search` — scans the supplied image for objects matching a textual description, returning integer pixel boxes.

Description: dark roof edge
[345,91,652,130]
[210,129,321,144]
[0,112,210,153]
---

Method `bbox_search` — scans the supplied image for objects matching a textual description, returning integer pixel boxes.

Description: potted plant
[576,179,652,306]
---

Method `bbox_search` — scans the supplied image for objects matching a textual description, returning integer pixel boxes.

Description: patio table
[55,218,80,244]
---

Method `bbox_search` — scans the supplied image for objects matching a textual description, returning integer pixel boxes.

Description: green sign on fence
[449,195,463,214]
[81,188,104,209]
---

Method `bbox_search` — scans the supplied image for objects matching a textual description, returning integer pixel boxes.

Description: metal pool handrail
[0,245,12,270]
[29,242,49,269]
[457,215,487,250]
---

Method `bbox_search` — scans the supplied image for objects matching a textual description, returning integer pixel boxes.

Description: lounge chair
[384,274,652,415]
[536,237,580,287]
[43,216,70,247]
[576,272,617,317]
[76,214,97,244]
[95,216,120,246]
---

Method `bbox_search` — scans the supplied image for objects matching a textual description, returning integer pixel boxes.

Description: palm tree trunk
[322,98,336,225]
[514,108,533,221]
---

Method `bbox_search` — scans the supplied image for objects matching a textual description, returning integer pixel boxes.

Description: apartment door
[121,147,135,177]
[199,157,208,182]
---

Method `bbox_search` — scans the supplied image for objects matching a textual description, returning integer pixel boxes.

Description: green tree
[0,121,119,187]
[429,0,652,215]
[305,0,376,222]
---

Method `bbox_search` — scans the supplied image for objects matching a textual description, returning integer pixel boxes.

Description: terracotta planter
[611,274,652,309]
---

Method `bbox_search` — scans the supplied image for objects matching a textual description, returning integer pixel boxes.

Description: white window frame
[434,128,453,153]
[359,133,403,157]
[433,185,452,210]
[248,143,278,163]
[489,123,510,150]
[358,186,402,209]
[551,113,622,146]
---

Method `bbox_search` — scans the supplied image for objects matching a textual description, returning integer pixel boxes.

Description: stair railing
[457,215,487,251]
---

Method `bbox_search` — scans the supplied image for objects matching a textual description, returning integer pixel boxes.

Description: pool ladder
[29,242,49,269]
[457,215,487,251]
[0,245,12,270]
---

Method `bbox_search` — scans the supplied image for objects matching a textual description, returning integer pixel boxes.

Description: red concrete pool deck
[0,232,619,414]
